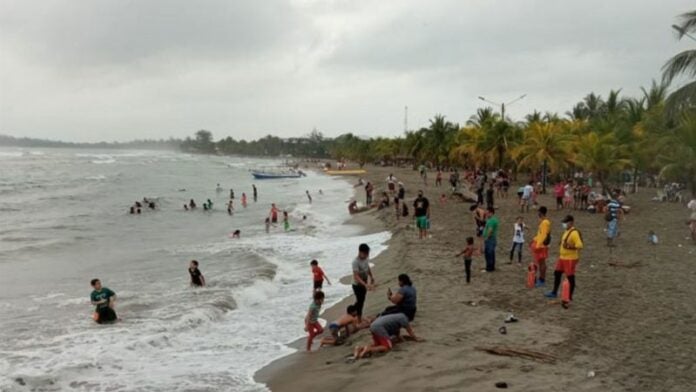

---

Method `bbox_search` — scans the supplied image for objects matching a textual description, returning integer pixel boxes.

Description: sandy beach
[257,165,696,392]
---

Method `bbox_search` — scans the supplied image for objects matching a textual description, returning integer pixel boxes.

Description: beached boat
[324,169,367,176]
[250,168,306,179]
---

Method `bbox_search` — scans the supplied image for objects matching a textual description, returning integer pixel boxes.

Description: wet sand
[256,166,696,392]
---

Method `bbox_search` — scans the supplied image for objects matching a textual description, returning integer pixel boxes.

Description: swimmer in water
[184,204,189,211]
[206,199,213,209]
[129,206,135,214]
[265,217,271,233]
[90,279,118,324]
[306,190,312,204]
[189,199,197,209]
[227,200,234,215]
[241,193,248,208]
[253,184,258,202]
[189,260,205,287]
[269,203,279,223]
[232,230,241,238]
[283,210,290,231]
[216,183,223,193]
[230,189,235,199]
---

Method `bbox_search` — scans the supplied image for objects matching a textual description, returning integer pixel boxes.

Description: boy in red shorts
[546,215,583,304]
[304,291,325,351]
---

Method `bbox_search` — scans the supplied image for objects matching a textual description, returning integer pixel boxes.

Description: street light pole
[478,94,526,121]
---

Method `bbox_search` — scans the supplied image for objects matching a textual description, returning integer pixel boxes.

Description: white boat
[250,167,306,179]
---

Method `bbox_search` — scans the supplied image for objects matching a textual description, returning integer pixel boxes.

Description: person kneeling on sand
[353,313,422,360]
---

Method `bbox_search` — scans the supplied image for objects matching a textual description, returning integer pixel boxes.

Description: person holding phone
[381,274,417,321]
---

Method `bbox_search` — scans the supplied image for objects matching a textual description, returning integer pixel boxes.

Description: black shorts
[556,196,563,205]
[313,280,323,290]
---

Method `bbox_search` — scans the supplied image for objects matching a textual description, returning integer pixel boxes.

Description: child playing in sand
[320,305,360,346]
[305,291,325,352]
[311,259,331,291]
[455,237,478,283]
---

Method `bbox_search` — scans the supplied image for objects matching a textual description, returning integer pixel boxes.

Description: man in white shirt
[520,181,534,213]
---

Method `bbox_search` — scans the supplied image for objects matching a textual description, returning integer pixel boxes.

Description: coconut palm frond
[665,80,696,119]
[662,49,696,85]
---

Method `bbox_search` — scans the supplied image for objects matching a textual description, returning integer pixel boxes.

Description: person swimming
[189,199,197,209]
[232,230,241,238]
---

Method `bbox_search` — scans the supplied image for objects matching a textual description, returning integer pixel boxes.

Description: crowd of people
[107,164,695,367]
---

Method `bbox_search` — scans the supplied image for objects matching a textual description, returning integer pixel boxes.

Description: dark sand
[257,166,696,392]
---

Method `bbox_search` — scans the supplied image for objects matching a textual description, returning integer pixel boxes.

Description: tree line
[181,10,696,195]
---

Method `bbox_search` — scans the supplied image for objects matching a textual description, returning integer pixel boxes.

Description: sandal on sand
[504,314,518,323]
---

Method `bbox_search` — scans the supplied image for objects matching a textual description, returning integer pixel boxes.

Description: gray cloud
[0,0,693,142]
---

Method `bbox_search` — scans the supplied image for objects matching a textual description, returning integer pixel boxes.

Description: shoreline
[256,165,696,392]
[255,175,391,388]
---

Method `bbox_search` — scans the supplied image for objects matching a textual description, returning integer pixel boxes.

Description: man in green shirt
[483,207,499,272]
[90,278,118,324]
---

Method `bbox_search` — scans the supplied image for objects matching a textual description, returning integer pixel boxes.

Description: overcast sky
[0,0,693,142]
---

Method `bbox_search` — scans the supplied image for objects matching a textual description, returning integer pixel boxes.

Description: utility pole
[404,105,408,133]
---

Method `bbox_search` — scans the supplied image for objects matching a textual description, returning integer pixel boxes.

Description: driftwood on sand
[475,346,557,364]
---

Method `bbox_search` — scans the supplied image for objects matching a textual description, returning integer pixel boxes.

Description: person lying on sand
[352,313,422,360]
[320,305,362,346]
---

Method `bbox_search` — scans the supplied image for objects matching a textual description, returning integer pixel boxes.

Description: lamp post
[478,94,527,121]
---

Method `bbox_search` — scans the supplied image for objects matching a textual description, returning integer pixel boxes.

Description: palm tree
[467,107,500,127]
[641,79,668,111]
[662,10,696,117]
[658,111,696,196]
[572,132,630,192]
[566,102,589,121]
[423,115,458,165]
[513,121,572,175]
[450,126,490,168]
[583,93,607,121]
[525,110,543,124]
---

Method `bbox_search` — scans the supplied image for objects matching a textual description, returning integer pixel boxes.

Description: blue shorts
[607,219,618,238]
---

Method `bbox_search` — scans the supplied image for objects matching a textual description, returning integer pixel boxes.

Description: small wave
[91,159,116,164]
[85,175,107,181]
[0,151,23,158]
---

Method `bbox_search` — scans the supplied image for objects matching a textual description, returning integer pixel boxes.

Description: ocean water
[0,148,390,392]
